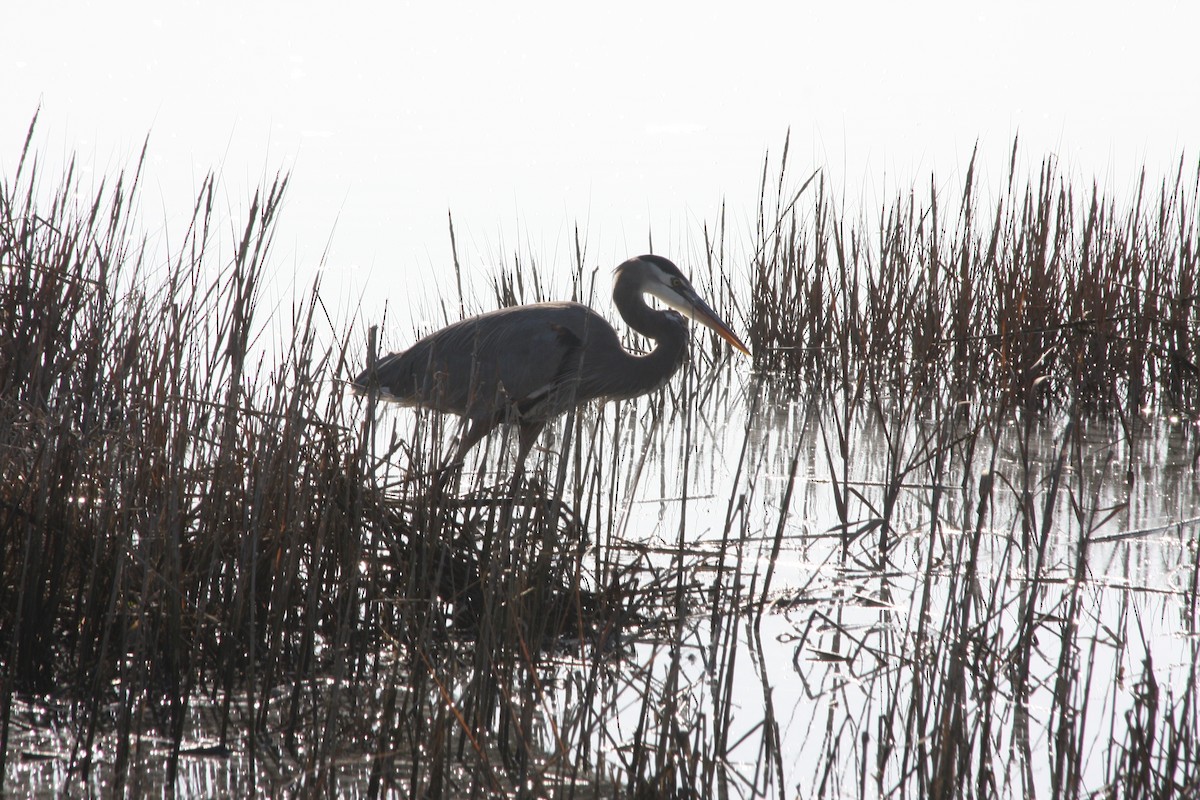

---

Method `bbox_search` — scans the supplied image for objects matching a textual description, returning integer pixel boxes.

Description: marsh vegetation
[2,120,1199,797]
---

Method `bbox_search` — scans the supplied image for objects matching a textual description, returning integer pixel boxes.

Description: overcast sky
[4,1,1197,327]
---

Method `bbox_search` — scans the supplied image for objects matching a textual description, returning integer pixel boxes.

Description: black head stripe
[636,254,685,280]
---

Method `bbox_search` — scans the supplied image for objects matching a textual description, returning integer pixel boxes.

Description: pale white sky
[3,0,1197,328]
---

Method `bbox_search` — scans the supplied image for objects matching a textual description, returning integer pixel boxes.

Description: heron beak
[685,296,752,356]
[649,279,752,356]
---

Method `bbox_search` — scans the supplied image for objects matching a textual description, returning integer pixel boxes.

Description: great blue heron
[353,254,750,468]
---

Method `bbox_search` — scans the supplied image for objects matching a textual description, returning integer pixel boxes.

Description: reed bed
[0,120,772,796]
[3,117,1200,799]
[743,135,1200,420]
[713,136,1200,795]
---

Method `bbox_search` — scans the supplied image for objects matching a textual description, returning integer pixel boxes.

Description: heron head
[619,254,751,356]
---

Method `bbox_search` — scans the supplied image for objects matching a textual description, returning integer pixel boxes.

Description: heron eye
[671,278,683,288]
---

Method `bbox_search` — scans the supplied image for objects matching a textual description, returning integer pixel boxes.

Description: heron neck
[612,279,689,395]
[613,277,668,339]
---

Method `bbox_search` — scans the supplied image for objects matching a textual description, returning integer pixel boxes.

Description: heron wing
[361,302,623,425]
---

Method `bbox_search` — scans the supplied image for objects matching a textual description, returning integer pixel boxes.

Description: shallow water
[595,376,1200,795]
[10,357,1196,797]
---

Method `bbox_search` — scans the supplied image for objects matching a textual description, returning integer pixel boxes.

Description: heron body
[353,255,749,466]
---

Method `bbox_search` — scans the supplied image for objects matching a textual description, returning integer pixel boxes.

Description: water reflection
[544,363,1200,796]
[7,353,1198,797]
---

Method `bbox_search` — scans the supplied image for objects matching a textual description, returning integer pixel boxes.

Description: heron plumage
[354,255,747,466]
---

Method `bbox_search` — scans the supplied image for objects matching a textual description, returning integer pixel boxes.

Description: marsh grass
[0,117,766,796]
[3,115,1200,799]
[745,135,1200,421]
[671,134,1200,797]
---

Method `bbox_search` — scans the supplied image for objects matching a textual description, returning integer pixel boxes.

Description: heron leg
[453,418,495,464]
[516,421,546,474]
[418,419,489,497]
